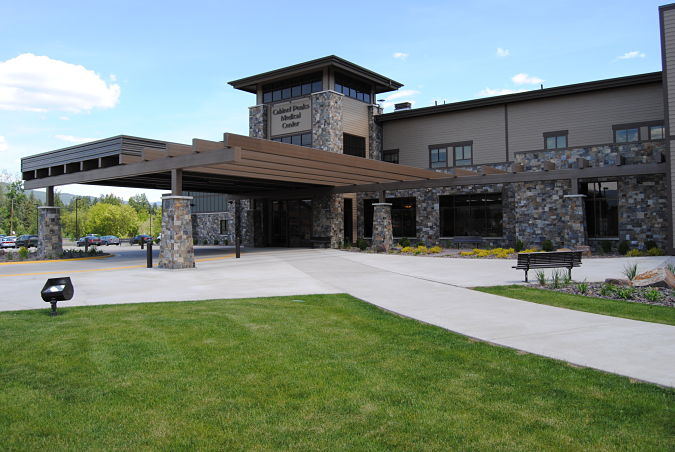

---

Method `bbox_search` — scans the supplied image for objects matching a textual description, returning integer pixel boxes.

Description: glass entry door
[268,199,313,247]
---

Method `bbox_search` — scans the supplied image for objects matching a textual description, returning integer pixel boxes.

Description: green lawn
[475,285,675,326]
[0,295,673,451]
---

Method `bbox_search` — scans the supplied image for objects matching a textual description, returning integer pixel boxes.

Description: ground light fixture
[41,277,74,316]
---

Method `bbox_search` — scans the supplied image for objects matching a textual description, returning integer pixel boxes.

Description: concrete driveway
[1,247,674,387]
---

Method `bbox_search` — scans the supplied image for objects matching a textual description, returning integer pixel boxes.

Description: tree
[85,203,140,237]
[97,194,123,205]
[128,194,151,214]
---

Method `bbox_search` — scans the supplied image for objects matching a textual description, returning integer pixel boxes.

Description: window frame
[648,124,665,140]
[543,130,569,150]
[270,132,312,147]
[579,179,619,239]
[439,193,503,238]
[428,141,473,169]
[382,149,399,164]
[343,133,366,158]
[612,123,642,143]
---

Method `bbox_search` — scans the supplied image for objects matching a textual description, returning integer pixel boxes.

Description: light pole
[75,198,79,239]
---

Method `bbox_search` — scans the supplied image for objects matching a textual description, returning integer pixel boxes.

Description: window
[334,73,372,103]
[271,133,312,147]
[262,72,323,103]
[382,149,399,164]
[439,194,502,237]
[454,143,472,166]
[429,146,448,168]
[429,141,472,168]
[364,198,416,237]
[580,180,618,238]
[343,134,366,157]
[544,131,568,149]
[613,126,639,143]
[649,124,665,140]
[219,220,228,235]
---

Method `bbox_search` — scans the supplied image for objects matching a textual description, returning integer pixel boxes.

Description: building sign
[270,98,311,136]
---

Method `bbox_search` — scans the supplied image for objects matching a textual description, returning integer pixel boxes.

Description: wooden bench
[512,251,582,282]
[451,236,484,249]
[310,237,330,249]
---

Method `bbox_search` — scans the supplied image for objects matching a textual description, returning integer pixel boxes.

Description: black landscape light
[41,277,74,316]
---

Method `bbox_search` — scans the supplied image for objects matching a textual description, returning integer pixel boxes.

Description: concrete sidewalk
[1,248,674,387]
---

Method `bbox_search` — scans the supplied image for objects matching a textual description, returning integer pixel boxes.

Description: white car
[1,236,17,248]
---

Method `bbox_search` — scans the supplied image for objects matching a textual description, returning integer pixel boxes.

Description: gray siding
[663,7,675,247]
[382,83,663,169]
[508,83,663,152]
[382,105,506,168]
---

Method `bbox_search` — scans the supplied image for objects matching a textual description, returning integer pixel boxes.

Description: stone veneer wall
[514,141,665,171]
[159,196,195,269]
[368,105,383,160]
[310,91,343,153]
[617,174,669,248]
[191,212,233,245]
[38,206,62,259]
[249,104,268,139]
[312,192,344,248]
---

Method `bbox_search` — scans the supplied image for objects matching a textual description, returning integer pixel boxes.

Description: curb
[0,254,114,266]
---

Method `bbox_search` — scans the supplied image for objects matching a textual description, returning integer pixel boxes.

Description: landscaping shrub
[644,288,662,302]
[398,237,411,247]
[428,246,442,254]
[18,247,28,260]
[614,286,636,300]
[535,270,546,286]
[520,248,539,253]
[623,263,639,281]
[600,241,613,254]
[542,240,554,252]
[600,283,616,297]
[645,240,658,251]
[668,264,675,274]
[648,247,665,256]
[356,238,368,251]
[618,241,630,255]
[401,246,415,253]
[514,239,524,252]
[460,248,515,258]
[550,269,564,289]
[6,251,13,260]
[413,245,428,255]
[576,280,589,295]
[626,249,643,257]
[203,239,209,245]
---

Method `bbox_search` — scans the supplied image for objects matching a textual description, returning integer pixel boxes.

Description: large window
[364,198,416,237]
[271,133,312,147]
[343,134,366,157]
[429,142,473,168]
[580,180,618,238]
[382,149,399,164]
[439,194,503,237]
[649,124,665,140]
[613,126,639,143]
[544,130,568,149]
[262,73,323,103]
[334,74,372,103]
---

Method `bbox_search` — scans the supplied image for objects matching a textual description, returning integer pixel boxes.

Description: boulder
[604,278,632,286]
[632,268,675,289]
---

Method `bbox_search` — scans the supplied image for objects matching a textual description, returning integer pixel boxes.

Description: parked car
[15,235,38,248]
[1,236,17,248]
[77,234,102,247]
[130,234,153,245]
[100,235,120,246]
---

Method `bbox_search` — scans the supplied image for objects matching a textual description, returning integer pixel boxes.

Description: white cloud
[511,73,544,85]
[0,136,8,151]
[496,47,510,57]
[618,51,646,60]
[54,134,99,144]
[109,74,117,82]
[478,87,529,97]
[59,116,70,120]
[392,52,409,60]
[0,53,121,113]
[380,89,420,109]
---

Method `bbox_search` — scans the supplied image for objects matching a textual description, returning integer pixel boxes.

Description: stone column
[159,195,195,269]
[312,192,344,248]
[249,104,269,139]
[371,203,393,252]
[38,206,62,259]
[310,91,343,153]
[368,104,383,160]
[243,208,263,247]
[562,194,588,248]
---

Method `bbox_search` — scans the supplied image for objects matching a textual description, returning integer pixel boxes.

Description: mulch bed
[530,282,675,308]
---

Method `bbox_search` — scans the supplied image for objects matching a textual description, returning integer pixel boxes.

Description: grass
[476,286,675,326]
[0,295,673,451]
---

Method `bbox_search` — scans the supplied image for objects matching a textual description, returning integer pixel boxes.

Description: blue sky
[0,0,666,201]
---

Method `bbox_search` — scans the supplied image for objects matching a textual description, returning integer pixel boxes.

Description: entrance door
[267,199,313,247]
